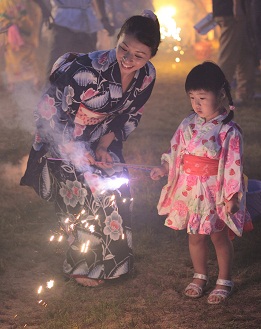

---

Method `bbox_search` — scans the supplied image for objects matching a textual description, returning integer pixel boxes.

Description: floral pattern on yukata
[158,112,251,237]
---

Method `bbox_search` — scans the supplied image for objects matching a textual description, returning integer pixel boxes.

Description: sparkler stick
[46,157,156,172]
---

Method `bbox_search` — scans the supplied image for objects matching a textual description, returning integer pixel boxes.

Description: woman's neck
[121,72,136,93]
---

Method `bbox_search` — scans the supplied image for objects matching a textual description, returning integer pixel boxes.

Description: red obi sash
[183,154,219,176]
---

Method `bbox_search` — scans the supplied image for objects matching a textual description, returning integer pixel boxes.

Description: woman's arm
[95,132,115,168]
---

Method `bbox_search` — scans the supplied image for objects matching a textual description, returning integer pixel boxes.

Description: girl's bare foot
[74,277,104,287]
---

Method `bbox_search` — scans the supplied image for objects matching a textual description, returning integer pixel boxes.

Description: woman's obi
[183,154,219,176]
[75,103,108,126]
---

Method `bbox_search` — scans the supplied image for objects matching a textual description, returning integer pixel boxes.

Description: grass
[0,48,261,329]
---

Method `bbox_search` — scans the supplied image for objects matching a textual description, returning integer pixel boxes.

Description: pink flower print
[103,211,123,241]
[199,176,209,183]
[174,130,182,144]
[73,123,85,138]
[226,178,240,195]
[212,119,219,125]
[229,136,240,152]
[38,94,57,120]
[59,180,87,207]
[172,144,178,151]
[190,214,200,230]
[203,221,212,234]
[172,200,188,217]
[219,132,227,144]
[166,219,173,226]
[186,175,197,187]
[141,75,153,90]
[80,88,99,101]
[225,151,234,168]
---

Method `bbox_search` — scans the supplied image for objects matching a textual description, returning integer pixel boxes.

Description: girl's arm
[150,161,169,180]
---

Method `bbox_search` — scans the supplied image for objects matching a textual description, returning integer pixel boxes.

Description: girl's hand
[150,165,168,180]
[95,146,113,168]
[225,194,239,215]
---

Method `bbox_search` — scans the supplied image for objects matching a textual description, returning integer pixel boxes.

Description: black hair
[185,61,234,124]
[117,15,161,57]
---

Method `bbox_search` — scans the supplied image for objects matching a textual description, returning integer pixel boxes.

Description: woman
[21,10,161,286]
[0,0,42,90]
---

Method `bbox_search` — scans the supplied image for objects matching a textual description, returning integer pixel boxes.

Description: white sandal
[207,279,234,304]
[184,273,208,298]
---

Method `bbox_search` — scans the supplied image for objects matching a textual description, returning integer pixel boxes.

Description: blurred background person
[212,0,258,105]
[251,0,261,69]
[46,0,114,76]
[0,0,42,91]
[97,0,155,50]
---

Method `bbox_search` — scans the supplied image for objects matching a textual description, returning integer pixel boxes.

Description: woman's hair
[185,61,234,124]
[117,14,161,57]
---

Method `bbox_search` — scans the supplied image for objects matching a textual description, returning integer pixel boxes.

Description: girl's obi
[75,103,108,125]
[183,154,219,176]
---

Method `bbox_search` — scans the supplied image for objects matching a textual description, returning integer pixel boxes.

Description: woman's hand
[225,194,239,215]
[95,146,113,168]
[150,163,169,180]
[95,132,115,169]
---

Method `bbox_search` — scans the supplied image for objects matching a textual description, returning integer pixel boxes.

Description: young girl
[150,61,252,304]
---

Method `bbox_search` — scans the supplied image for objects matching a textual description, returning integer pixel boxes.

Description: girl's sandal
[184,273,208,298]
[207,279,234,305]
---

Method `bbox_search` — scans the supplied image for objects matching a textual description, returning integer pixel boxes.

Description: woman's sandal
[207,279,234,305]
[184,273,208,298]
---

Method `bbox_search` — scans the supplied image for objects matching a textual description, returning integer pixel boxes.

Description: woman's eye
[120,46,127,52]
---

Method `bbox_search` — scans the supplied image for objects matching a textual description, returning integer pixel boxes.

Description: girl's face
[116,33,152,77]
[188,89,224,122]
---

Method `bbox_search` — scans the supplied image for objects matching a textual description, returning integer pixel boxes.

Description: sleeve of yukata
[102,65,156,142]
[157,121,187,215]
[219,125,244,202]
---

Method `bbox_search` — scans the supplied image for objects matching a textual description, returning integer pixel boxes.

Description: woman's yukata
[21,49,156,279]
[157,112,252,238]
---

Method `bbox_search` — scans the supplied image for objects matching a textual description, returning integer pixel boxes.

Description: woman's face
[116,33,152,76]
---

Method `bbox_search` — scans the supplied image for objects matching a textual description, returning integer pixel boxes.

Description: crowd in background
[0,0,260,100]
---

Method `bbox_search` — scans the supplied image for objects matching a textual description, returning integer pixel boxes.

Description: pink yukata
[157,111,252,237]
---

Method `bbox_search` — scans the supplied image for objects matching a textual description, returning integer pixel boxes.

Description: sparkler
[47,157,156,172]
